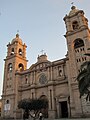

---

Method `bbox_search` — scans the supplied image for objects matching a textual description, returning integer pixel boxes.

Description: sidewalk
[0,117,90,120]
[0,118,90,120]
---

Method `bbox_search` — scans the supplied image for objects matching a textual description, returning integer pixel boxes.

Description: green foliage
[29,99,48,111]
[18,98,48,118]
[18,98,48,110]
[18,98,30,110]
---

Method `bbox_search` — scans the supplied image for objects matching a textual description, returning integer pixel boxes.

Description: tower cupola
[7,34,27,58]
[63,6,89,35]
[69,6,79,16]
[11,33,23,44]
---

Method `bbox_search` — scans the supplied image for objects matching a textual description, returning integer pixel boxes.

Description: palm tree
[77,49,90,101]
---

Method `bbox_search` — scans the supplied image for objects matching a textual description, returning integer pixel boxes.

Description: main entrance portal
[59,101,68,118]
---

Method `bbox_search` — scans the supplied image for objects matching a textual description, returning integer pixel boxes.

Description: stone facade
[0,99,2,116]
[1,6,90,119]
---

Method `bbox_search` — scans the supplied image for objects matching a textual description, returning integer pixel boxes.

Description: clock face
[39,74,47,84]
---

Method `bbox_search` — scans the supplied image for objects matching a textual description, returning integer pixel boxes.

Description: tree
[18,98,30,119]
[77,49,90,101]
[18,98,48,119]
[18,98,30,110]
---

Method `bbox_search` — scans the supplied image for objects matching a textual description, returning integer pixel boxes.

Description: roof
[11,34,23,44]
[69,6,79,16]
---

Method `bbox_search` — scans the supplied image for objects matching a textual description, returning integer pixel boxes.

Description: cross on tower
[17,30,19,34]
[71,2,74,6]
[40,49,44,55]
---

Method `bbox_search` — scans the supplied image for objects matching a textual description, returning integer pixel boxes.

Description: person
[39,112,43,120]
[23,110,29,120]
[23,112,26,120]
[33,113,35,120]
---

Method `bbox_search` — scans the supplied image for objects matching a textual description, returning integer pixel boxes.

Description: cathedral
[1,6,90,119]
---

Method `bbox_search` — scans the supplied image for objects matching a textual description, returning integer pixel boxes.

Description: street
[0,118,90,120]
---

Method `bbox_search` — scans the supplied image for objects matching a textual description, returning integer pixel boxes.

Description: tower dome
[69,6,79,16]
[11,34,23,44]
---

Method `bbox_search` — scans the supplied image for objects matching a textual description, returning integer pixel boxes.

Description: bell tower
[64,6,90,117]
[64,5,90,81]
[2,34,28,118]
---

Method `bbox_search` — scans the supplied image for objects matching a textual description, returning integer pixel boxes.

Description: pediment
[29,61,51,71]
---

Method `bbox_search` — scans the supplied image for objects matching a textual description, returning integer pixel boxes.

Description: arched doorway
[39,95,48,118]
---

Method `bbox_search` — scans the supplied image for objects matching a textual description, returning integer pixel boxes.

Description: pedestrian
[23,112,26,120]
[33,113,35,120]
[39,112,43,120]
[23,110,29,120]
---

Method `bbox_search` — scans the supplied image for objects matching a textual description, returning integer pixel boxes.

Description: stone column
[48,86,56,118]
[47,67,50,81]
[50,66,53,80]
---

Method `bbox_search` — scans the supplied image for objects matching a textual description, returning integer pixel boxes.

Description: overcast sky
[0,0,90,98]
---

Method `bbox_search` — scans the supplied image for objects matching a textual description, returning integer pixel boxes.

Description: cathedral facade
[1,6,90,119]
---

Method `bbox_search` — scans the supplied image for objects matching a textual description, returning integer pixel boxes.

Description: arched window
[72,21,79,30]
[8,63,12,72]
[25,78,28,84]
[18,48,22,55]
[6,100,9,104]
[18,63,24,71]
[74,38,84,49]
[59,69,62,76]
[11,48,14,55]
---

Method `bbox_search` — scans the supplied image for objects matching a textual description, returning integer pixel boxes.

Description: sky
[0,0,90,98]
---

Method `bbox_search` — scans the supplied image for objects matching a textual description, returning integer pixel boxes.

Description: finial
[71,6,76,10]
[16,33,19,38]
[40,49,44,55]
[71,2,74,6]
[44,52,46,55]
[16,30,19,38]
[71,2,76,10]
[17,30,19,33]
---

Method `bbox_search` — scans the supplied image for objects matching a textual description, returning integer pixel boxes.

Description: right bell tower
[64,6,90,117]
[64,5,90,75]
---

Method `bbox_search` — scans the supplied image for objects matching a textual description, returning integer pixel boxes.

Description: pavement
[0,118,90,120]
[0,119,90,120]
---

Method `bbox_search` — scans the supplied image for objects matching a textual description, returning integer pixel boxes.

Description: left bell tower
[1,34,28,118]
